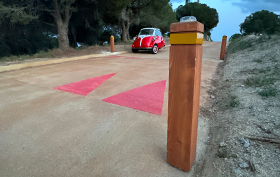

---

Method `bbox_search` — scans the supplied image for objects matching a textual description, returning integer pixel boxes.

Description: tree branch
[246,136,280,144]
[42,21,56,27]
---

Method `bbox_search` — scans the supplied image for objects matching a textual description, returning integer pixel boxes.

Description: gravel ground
[196,35,280,177]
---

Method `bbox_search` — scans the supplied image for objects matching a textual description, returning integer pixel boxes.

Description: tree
[229,33,242,41]
[119,0,153,42]
[35,0,77,50]
[176,2,219,40]
[138,2,177,34]
[240,10,280,35]
[104,0,175,42]
[0,2,38,25]
[0,1,56,58]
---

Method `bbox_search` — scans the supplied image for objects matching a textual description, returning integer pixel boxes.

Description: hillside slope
[196,35,280,177]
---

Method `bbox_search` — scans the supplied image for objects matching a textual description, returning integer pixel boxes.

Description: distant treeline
[0,1,222,58]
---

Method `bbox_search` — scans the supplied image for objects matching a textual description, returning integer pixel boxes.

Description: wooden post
[110,36,114,53]
[220,35,227,60]
[167,21,204,172]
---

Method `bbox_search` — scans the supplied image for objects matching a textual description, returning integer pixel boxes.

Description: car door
[156,30,164,48]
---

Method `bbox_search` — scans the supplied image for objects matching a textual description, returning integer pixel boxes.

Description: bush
[259,86,277,97]
[229,33,242,41]
[244,76,276,87]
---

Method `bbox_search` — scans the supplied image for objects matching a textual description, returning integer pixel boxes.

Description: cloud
[224,0,280,13]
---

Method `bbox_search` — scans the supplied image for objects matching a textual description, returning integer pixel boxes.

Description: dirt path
[0,41,222,176]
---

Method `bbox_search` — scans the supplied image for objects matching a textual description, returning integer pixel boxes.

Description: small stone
[238,138,250,147]
[219,142,227,147]
[240,163,249,168]
[240,85,245,87]
[249,161,256,172]
[210,95,215,99]
[233,168,242,175]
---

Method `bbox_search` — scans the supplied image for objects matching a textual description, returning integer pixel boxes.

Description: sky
[170,0,280,41]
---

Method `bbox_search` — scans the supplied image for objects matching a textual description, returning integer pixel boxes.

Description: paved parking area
[0,42,221,176]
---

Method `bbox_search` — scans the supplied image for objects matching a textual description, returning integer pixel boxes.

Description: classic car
[131,28,165,54]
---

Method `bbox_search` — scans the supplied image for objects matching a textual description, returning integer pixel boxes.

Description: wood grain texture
[110,36,115,53]
[167,44,203,172]
[170,21,204,33]
[220,36,227,60]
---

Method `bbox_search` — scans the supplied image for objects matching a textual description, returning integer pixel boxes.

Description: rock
[210,95,215,99]
[249,161,256,172]
[233,168,242,175]
[240,85,245,88]
[219,141,227,147]
[238,138,250,147]
[274,120,280,127]
[240,163,249,168]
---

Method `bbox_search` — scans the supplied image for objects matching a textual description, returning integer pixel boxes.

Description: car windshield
[139,29,154,35]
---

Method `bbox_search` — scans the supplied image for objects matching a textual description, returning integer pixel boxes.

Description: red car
[132,28,165,54]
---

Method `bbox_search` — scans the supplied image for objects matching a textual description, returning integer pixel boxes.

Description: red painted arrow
[54,73,116,96]
[103,80,166,115]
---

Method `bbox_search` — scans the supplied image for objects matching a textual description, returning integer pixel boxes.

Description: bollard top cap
[180,16,197,22]
[170,21,204,33]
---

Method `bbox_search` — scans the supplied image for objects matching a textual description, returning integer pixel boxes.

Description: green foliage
[176,2,219,34]
[0,50,55,62]
[240,10,280,35]
[139,2,177,34]
[226,35,275,55]
[226,38,253,54]
[229,33,242,41]
[216,147,237,158]
[244,76,276,87]
[0,2,38,25]
[0,0,176,57]
[243,64,279,98]
[227,96,240,108]
[259,86,277,97]
[253,59,263,63]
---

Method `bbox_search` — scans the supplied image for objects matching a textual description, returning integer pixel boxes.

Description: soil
[0,44,132,66]
[3,37,279,176]
[195,36,280,177]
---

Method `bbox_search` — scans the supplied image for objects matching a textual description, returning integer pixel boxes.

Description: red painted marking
[125,57,141,59]
[105,55,122,58]
[54,73,116,96]
[102,80,166,115]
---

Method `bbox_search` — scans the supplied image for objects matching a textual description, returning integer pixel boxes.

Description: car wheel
[132,49,138,53]
[151,44,158,54]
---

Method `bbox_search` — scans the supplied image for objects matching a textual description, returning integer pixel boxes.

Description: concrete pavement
[0,42,222,176]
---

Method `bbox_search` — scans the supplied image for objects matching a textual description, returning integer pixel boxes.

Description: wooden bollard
[220,35,227,60]
[110,36,114,53]
[167,21,204,172]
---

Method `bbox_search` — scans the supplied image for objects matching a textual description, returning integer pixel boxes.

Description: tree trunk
[56,19,70,50]
[70,25,78,48]
[52,0,73,50]
[121,19,130,42]
[120,7,131,42]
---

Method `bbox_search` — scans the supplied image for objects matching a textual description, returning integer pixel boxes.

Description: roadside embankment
[196,35,280,177]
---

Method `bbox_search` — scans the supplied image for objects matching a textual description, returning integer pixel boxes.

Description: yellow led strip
[170,33,204,45]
